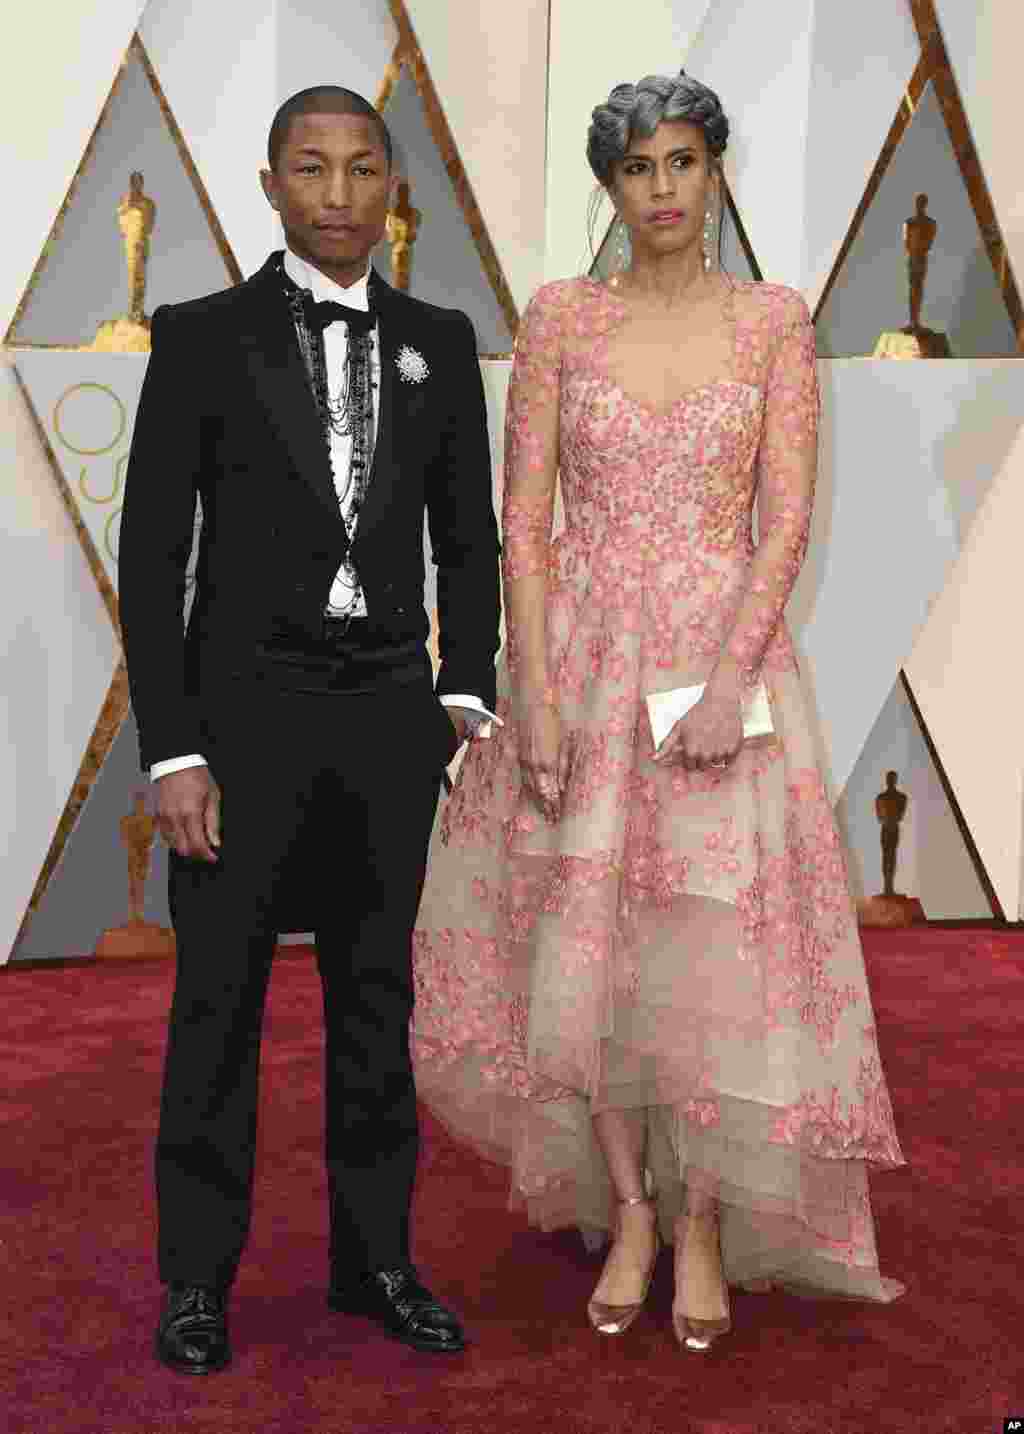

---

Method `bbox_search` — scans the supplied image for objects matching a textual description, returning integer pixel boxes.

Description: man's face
[260,111,396,282]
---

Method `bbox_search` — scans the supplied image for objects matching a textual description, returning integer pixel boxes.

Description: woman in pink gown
[412,70,905,1351]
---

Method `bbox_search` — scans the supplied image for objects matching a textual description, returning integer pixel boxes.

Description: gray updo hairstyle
[587,70,729,186]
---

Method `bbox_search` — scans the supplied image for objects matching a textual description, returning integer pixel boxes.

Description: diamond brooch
[396,345,430,384]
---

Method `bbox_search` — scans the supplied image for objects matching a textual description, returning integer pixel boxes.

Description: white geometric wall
[3,0,1023,961]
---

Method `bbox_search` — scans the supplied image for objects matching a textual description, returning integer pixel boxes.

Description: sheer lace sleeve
[714,293,819,687]
[501,283,565,711]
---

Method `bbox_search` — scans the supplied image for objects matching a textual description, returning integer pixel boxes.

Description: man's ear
[387,172,401,210]
[259,168,278,210]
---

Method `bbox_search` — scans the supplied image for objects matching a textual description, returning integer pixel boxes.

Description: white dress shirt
[150,248,497,783]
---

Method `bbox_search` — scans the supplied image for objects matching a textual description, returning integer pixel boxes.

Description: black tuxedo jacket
[119,253,501,771]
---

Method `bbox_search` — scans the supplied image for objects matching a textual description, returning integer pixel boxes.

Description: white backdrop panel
[789,358,1024,800]
[404,0,549,318]
[544,0,712,284]
[906,420,1024,918]
[802,1,919,306]
[2,0,146,333]
[686,0,814,287]
[140,0,399,282]
[139,0,279,277]
[276,0,397,107]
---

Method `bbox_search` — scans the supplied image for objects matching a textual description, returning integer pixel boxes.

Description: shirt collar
[283,247,370,312]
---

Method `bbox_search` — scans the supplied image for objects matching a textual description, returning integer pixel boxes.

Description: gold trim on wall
[900,672,1004,920]
[375,43,404,114]
[813,51,931,327]
[907,0,1022,349]
[4,49,130,345]
[133,33,243,287]
[384,0,519,338]
[11,666,132,953]
[5,31,242,350]
[722,177,763,281]
[5,30,248,955]
[814,1,1023,349]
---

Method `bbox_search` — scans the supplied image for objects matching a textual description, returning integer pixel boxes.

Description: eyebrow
[623,146,698,162]
[292,145,379,160]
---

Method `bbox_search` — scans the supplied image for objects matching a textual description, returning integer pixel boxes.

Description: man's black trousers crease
[156,631,457,1292]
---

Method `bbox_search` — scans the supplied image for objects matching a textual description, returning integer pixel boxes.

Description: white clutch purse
[645,681,774,751]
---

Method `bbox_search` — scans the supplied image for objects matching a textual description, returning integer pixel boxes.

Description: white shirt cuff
[439,694,503,738]
[150,754,208,782]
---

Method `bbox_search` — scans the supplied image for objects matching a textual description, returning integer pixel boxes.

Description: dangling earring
[615,216,631,273]
[702,207,714,272]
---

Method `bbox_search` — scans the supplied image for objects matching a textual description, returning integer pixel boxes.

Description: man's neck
[286,243,369,291]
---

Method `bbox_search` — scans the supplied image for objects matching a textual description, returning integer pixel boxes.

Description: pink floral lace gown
[413,276,905,1301]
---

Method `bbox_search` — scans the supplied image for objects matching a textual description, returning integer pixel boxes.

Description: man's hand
[154,767,221,862]
[446,710,470,747]
[438,708,470,751]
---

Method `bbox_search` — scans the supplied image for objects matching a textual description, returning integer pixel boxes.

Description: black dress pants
[156,634,457,1290]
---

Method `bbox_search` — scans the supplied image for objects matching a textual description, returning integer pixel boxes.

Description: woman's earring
[615,217,631,273]
[702,208,714,272]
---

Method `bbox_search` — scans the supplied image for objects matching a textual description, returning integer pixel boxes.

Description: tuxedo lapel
[356,270,400,545]
[238,258,346,542]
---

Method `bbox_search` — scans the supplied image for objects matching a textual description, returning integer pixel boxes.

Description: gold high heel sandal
[587,1194,660,1336]
[672,1205,732,1354]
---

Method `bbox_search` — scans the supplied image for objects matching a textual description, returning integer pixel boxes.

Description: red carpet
[1,927,1021,1434]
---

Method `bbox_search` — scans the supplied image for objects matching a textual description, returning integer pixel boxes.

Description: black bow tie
[302,294,375,338]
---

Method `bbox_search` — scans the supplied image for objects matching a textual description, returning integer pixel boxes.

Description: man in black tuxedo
[118,85,500,1373]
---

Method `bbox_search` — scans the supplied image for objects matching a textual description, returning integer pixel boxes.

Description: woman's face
[609,119,717,260]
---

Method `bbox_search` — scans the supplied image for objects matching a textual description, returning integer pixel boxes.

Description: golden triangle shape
[6,32,241,349]
[813,0,1022,353]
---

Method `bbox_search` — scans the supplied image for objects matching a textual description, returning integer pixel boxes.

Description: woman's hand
[520,703,574,822]
[653,690,743,771]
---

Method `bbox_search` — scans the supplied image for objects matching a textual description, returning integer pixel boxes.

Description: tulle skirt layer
[412,629,906,1302]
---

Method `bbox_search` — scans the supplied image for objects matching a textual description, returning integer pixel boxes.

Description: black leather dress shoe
[328,1266,465,1353]
[155,1284,231,1374]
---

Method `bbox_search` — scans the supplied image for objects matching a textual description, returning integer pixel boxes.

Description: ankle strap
[619,1193,655,1207]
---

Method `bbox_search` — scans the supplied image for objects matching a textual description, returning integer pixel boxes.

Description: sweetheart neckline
[583,369,762,420]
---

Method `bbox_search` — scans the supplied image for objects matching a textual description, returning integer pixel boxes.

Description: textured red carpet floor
[1,927,1022,1434]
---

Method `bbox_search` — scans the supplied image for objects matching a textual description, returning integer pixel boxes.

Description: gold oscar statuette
[86,171,157,353]
[857,771,926,926]
[95,791,176,957]
[385,180,421,293]
[873,194,952,359]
